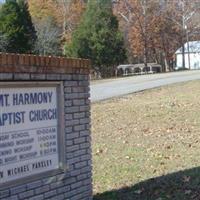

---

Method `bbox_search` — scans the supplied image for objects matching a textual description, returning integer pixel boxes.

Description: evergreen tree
[0,0,36,53]
[17,0,36,51]
[0,31,8,51]
[65,0,127,77]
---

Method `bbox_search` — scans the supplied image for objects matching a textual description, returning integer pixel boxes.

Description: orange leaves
[28,0,86,43]
[114,0,167,58]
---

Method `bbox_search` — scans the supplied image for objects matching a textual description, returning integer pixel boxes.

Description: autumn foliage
[28,0,200,71]
[1,0,200,73]
[113,0,200,71]
[28,0,86,43]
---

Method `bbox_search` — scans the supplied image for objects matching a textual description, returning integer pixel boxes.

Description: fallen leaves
[95,149,104,155]
[92,81,200,196]
[165,145,172,150]
[134,188,144,194]
[183,175,191,183]
[184,190,192,195]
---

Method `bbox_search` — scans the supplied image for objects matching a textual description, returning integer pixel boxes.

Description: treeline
[114,0,200,72]
[0,0,126,77]
[0,0,200,77]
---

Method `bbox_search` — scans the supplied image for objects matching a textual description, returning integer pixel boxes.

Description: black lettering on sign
[0,135,9,141]
[16,138,34,146]
[0,149,12,157]
[40,141,56,148]
[37,127,56,135]
[14,145,32,153]
[0,94,10,107]
[0,141,14,149]
[32,160,52,170]
[7,165,30,177]
[38,135,56,142]
[0,111,25,127]
[43,148,57,155]
[11,132,29,139]
[29,109,57,122]
[19,152,37,160]
[4,155,17,163]
[13,92,53,106]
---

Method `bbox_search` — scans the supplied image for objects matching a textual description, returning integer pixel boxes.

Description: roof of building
[176,41,200,54]
[117,63,161,70]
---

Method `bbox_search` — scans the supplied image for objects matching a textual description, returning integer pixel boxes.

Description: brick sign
[0,53,92,200]
[0,84,61,184]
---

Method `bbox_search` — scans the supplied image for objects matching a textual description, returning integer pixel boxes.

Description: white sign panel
[0,85,59,184]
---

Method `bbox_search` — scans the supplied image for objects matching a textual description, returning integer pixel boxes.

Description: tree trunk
[163,52,169,72]
[144,46,148,68]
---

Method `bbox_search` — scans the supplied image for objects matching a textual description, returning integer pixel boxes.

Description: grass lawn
[92,80,200,200]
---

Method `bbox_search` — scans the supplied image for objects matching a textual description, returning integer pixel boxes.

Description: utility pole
[185,25,191,69]
[181,0,186,69]
[143,0,148,71]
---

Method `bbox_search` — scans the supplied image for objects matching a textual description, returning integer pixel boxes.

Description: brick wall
[0,53,92,200]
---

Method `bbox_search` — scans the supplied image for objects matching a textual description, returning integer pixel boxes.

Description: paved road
[90,70,200,102]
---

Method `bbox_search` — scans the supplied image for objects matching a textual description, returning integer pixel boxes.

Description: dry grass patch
[92,80,200,200]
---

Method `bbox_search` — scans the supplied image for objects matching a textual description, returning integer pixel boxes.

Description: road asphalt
[90,70,200,102]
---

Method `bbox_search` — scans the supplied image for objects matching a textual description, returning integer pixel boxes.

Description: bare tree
[34,17,62,56]
[54,0,71,36]
[53,0,86,42]
[163,0,200,69]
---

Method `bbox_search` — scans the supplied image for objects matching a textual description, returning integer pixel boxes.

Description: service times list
[0,86,60,184]
[0,126,58,183]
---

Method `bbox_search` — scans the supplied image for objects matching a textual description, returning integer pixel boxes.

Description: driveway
[90,70,200,102]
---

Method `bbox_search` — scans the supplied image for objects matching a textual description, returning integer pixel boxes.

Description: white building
[175,41,200,70]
